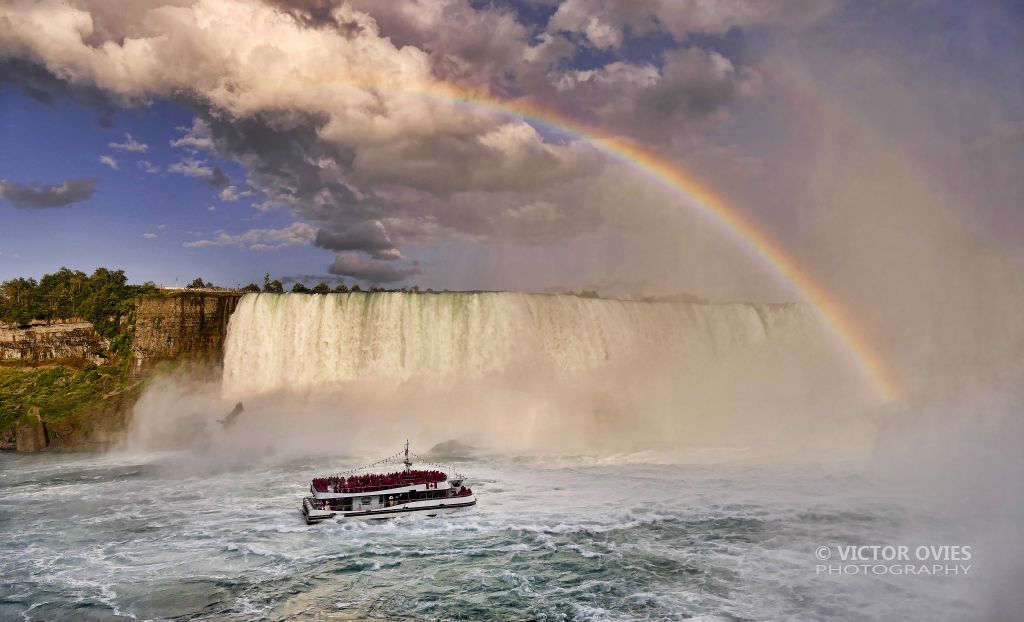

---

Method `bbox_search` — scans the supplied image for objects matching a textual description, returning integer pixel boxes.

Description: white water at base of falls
[221,292,820,398]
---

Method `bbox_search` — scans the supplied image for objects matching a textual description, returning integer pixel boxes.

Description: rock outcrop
[131,293,242,377]
[14,407,48,452]
[0,322,109,364]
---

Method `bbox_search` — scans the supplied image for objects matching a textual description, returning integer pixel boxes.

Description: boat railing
[312,482,427,495]
[311,469,449,494]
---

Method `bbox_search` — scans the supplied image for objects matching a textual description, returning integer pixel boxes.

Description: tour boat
[302,441,476,524]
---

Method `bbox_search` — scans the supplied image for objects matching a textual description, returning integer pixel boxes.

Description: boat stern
[303,497,336,524]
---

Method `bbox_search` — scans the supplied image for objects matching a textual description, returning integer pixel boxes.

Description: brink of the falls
[222,292,821,397]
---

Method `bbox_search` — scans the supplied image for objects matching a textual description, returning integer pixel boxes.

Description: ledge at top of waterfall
[302,441,476,525]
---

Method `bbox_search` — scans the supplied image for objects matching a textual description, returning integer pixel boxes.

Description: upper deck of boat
[311,469,451,497]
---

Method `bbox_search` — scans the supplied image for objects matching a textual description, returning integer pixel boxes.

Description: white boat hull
[304,495,476,524]
[342,500,476,521]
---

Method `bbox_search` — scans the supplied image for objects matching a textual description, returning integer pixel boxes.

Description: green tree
[240,283,261,293]
[311,282,331,294]
[0,277,39,325]
[333,283,349,293]
[1,267,157,335]
[186,277,207,289]
[291,282,310,293]
[37,267,88,321]
[79,268,130,337]
[262,273,284,293]
[350,284,362,293]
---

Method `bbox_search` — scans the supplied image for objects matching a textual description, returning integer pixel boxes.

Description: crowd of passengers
[312,469,448,493]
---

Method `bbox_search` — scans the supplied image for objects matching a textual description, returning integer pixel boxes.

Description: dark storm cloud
[314,221,401,260]
[0,58,119,126]
[200,111,364,216]
[328,252,420,283]
[199,110,417,255]
[0,178,97,209]
[640,48,755,118]
[280,273,348,285]
[206,166,230,188]
[268,0,365,35]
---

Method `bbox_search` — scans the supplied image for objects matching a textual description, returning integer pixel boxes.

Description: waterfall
[221,292,819,398]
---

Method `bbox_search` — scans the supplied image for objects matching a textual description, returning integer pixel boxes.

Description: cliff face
[15,408,48,452]
[2,292,244,452]
[131,294,242,377]
[0,322,110,365]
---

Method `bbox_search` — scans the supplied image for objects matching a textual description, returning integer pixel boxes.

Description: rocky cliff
[131,293,242,377]
[2,293,243,452]
[15,407,48,452]
[0,322,109,365]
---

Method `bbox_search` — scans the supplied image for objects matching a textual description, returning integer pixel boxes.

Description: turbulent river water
[0,450,978,621]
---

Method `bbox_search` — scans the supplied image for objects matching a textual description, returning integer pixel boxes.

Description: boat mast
[403,439,412,473]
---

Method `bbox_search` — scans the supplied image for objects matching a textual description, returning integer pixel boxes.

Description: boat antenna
[403,439,412,473]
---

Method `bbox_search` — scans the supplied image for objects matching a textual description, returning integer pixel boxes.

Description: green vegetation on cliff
[0,366,103,426]
[0,362,137,449]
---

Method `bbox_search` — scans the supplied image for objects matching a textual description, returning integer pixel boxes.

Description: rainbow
[326,79,900,401]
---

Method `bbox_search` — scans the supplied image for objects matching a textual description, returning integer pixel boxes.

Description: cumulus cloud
[551,48,761,142]
[549,3,625,50]
[0,1,589,187]
[0,178,97,208]
[328,251,420,283]
[170,119,215,151]
[0,0,769,275]
[137,160,160,174]
[549,0,840,48]
[219,185,253,202]
[338,0,558,86]
[99,154,119,170]
[168,157,213,178]
[108,132,148,152]
[143,232,157,239]
[168,157,230,187]
[183,222,316,251]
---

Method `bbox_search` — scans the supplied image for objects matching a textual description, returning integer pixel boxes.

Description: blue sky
[0,93,323,286]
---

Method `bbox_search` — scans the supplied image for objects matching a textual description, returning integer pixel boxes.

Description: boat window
[361,497,371,504]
